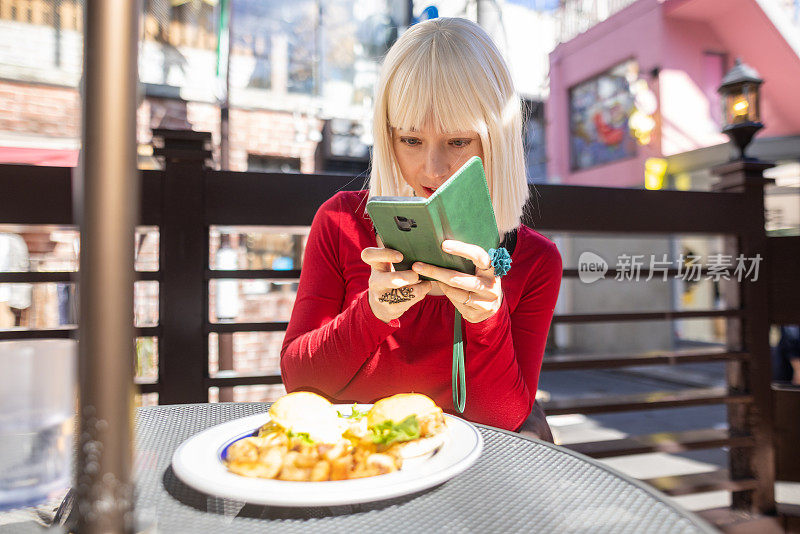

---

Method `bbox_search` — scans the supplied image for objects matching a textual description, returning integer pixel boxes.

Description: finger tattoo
[378,287,414,304]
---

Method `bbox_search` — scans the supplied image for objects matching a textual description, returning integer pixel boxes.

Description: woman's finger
[464,296,495,312]
[361,247,402,272]
[441,240,492,271]
[411,262,493,297]
[372,269,420,289]
[436,283,471,306]
[438,282,493,310]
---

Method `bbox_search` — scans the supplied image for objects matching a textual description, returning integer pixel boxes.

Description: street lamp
[717,58,764,160]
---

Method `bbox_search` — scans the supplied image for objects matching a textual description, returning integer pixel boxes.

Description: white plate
[171,405,483,507]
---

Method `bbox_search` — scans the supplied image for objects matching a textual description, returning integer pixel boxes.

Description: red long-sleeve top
[280,190,562,431]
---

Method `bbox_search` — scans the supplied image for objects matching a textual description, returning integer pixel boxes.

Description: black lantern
[717,58,764,160]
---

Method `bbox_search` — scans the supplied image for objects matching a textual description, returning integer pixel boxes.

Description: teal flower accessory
[488,247,512,277]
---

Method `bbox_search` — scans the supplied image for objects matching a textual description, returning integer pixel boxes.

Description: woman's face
[391,124,485,198]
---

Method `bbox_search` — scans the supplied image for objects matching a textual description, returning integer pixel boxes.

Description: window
[247,155,301,173]
[232,0,316,94]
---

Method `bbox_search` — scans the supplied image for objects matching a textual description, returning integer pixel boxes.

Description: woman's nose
[423,149,450,182]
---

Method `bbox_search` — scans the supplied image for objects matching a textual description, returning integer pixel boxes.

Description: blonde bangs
[386,40,487,136]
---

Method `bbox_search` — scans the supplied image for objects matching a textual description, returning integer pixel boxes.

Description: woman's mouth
[421,186,437,196]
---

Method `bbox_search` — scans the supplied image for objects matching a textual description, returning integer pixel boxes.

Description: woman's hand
[411,240,502,323]
[361,246,432,324]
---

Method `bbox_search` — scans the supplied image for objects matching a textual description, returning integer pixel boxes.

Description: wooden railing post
[153,129,212,404]
[712,159,776,514]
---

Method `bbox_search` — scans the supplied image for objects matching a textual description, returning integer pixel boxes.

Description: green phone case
[366,156,500,275]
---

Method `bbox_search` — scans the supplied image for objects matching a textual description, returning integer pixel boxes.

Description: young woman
[280,17,562,434]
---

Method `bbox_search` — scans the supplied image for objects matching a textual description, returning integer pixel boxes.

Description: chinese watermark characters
[577,252,762,284]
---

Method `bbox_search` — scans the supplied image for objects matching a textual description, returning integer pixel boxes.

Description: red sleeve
[280,194,399,396]
[461,242,562,430]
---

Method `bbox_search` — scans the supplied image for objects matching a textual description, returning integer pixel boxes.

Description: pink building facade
[546,0,800,187]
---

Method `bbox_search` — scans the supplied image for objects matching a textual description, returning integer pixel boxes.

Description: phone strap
[450,242,514,415]
[452,309,466,413]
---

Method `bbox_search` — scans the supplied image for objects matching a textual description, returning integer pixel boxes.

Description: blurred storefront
[547,0,800,190]
[0,0,392,172]
[546,0,800,354]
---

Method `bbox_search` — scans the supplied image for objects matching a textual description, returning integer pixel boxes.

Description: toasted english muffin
[267,391,345,444]
[367,393,447,459]
[367,393,441,427]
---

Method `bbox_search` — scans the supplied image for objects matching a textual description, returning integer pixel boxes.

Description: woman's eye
[400,137,421,146]
[450,139,472,148]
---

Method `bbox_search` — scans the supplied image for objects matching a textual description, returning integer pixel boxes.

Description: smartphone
[366,156,499,275]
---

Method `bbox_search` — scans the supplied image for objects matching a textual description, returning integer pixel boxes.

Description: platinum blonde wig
[369,17,529,235]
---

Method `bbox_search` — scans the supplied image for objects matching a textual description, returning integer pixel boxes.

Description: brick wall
[228,108,322,173]
[2,79,322,172]
[0,80,80,138]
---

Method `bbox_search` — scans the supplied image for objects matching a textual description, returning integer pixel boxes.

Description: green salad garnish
[286,430,314,444]
[337,403,369,420]
[370,415,420,447]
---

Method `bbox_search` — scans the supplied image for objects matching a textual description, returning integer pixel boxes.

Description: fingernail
[412,263,422,272]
